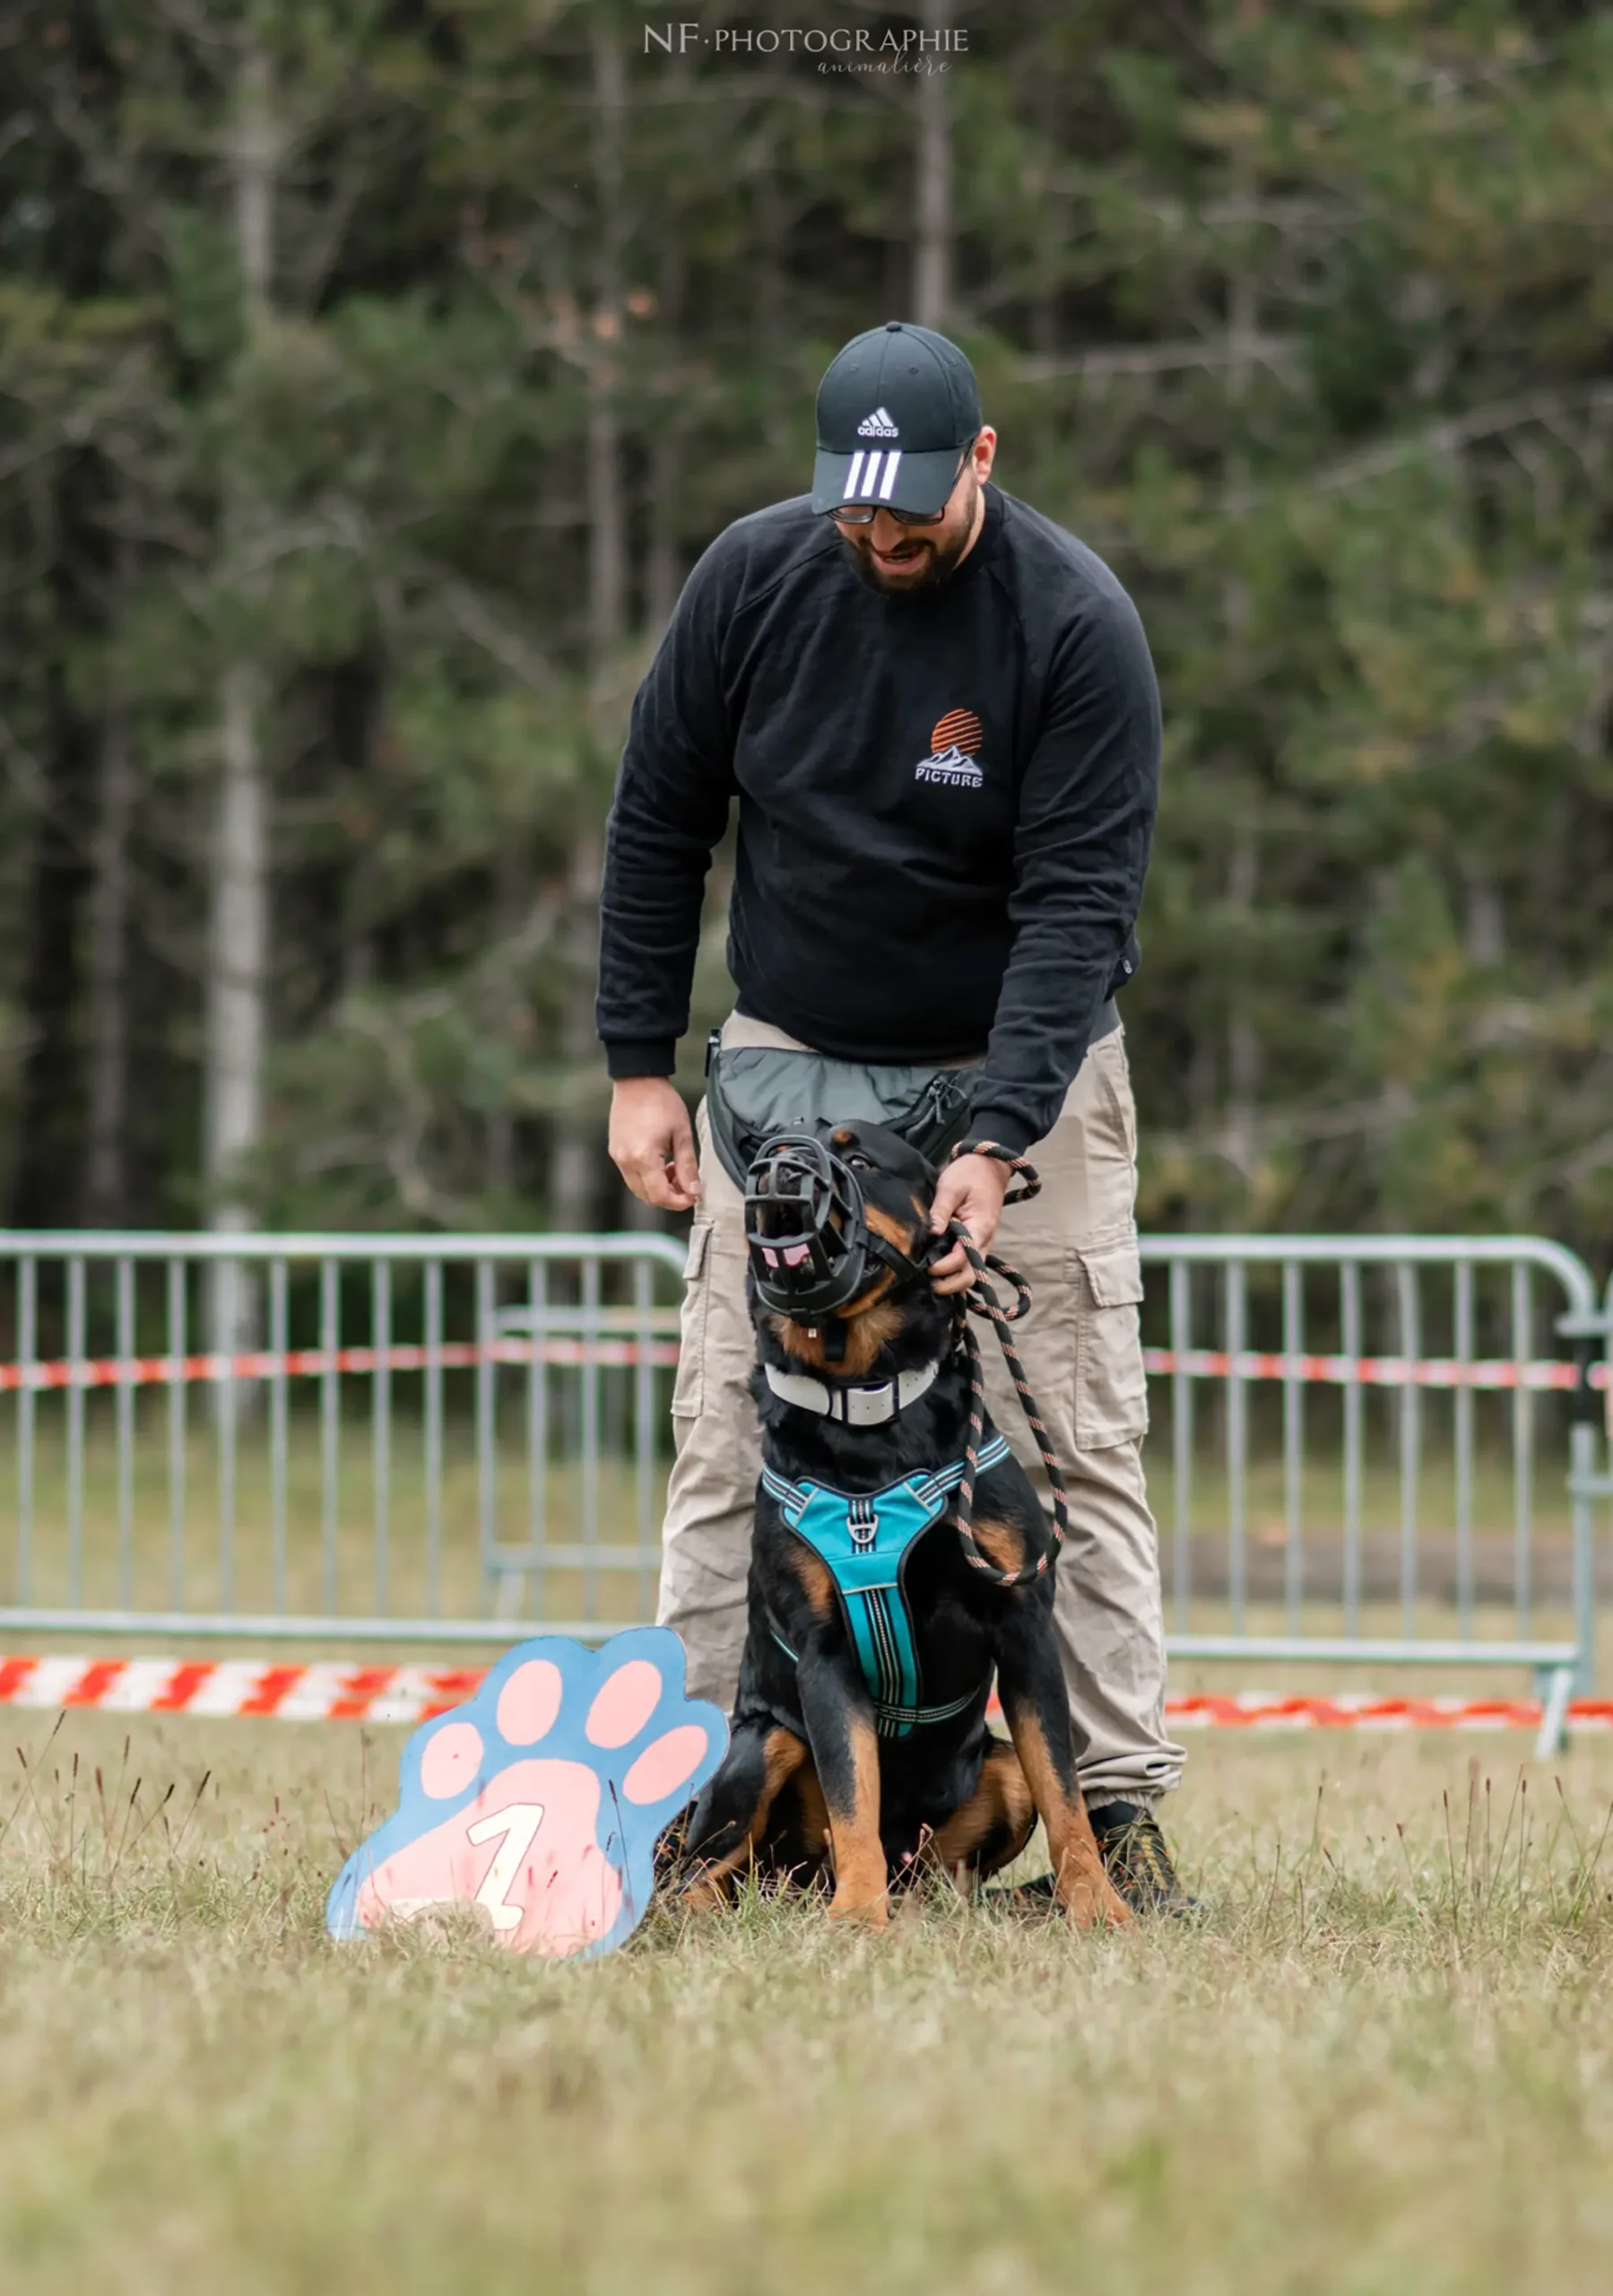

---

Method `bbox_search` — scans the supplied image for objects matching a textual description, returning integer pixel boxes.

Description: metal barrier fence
[0,1229,1602,1752]
[1139,1236,1601,1756]
[0,1231,689,1646]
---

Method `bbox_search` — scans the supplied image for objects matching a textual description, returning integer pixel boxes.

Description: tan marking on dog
[863,1201,924,1257]
[968,1515,1028,1577]
[790,1541,837,1621]
[761,1761,833,1886]
[792,1764,831,1859]
[681,1727,808,1912]
[825,1708,889,1926]
[768,1291,906,1380]
[1006,1708,1131,1928]
[926,1738,1036,1875]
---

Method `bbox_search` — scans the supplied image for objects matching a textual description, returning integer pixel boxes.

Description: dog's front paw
[327,1631,726,1961]
[1057,1863,1133,1929]
[828,1892,890,1929]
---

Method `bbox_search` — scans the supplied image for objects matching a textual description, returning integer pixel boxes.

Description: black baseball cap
[811,320,983,517]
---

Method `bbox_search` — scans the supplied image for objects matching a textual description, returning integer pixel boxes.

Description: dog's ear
[895,1135,940,1211]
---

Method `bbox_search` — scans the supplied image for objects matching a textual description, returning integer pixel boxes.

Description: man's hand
[927,1152,1010,1295]
[609,1077,702,1213]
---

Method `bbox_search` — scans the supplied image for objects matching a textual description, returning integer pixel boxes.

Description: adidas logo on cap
[856,405,900,439]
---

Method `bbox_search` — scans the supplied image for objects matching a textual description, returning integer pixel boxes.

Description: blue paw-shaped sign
[326,1629,726,1961]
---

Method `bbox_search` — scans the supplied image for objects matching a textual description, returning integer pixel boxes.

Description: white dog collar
[763,1357,942,1428]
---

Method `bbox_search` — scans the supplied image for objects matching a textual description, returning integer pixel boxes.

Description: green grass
[2,1718,1612,2292]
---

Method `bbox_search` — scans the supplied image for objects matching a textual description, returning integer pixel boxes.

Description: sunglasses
[827,438,976,526]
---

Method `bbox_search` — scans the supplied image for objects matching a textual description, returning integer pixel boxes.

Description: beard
[838,475,981,596]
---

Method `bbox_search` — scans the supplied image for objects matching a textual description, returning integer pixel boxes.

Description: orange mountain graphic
[931,709,983,756]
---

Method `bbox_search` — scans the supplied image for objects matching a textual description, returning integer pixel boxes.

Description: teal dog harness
[762,1433,1010,1738]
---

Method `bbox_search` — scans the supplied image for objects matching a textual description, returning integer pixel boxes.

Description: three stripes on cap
[842,449,903,502]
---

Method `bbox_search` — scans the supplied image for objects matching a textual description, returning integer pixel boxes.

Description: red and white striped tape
[0,1654,482,1725]
[0,1336,679,1394]
[0,1339,1602,1395]
[1140,1346,1600,1393]
[1167,1691,1613,1732]
[4,1654,1612,1733]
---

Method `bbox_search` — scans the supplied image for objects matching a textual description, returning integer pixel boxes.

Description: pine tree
[1,1,1609,1255]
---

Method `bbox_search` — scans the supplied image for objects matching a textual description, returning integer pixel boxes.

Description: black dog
[681,1121,1129,1928]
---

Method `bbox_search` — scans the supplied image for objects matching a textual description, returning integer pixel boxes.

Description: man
[599,321,1189,1912]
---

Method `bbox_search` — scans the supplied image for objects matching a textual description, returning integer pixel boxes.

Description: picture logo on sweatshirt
[915,709,984,787]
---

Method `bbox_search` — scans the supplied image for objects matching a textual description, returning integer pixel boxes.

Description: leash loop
[946,1135,1042,1207]
[940,1144,1069,1589]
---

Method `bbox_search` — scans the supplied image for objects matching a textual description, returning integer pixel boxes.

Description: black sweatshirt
[596,483,1160,1154]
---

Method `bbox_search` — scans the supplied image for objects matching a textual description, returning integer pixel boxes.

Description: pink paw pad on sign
[326,1631,726,1961]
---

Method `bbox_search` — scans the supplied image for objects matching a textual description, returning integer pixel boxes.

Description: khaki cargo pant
[658,1012,1186,1810]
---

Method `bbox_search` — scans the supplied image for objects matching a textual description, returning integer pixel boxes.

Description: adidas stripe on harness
[761,1435,1011,1738]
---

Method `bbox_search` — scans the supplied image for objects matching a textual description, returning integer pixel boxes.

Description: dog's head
[743,1121,940,1345]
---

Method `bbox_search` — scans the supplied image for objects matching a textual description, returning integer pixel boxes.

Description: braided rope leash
[940,1140,1071,1588]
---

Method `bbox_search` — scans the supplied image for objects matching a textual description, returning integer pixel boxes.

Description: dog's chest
[762,1433,1004,1737]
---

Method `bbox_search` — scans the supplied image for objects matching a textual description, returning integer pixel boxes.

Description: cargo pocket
[671,1220,713,1422]
[1071,1234,1149,1449]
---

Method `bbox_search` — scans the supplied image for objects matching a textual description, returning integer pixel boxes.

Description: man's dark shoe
[1088,1801,1197,1917]
[989,1800,1197,1919]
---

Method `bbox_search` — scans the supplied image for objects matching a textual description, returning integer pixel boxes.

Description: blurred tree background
[0,0,1609,1248]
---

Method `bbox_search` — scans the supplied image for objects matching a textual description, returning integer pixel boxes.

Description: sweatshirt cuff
[962,1108,1036,1158]
[604,1037,678,1080]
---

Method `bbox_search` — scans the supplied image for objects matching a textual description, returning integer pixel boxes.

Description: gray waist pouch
[704,1029,982,1192]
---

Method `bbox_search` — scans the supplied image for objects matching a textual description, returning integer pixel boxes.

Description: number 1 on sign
[466,1803,546,1931]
